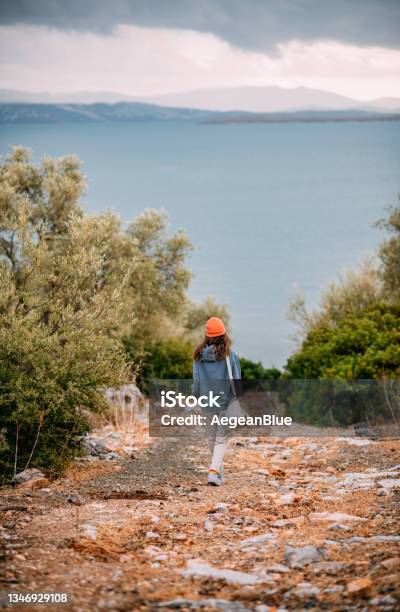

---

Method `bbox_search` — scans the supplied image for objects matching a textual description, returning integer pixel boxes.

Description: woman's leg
[208,421,217,456]
[209,416,228,473]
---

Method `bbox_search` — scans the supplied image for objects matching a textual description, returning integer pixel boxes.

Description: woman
[193,317,241,486]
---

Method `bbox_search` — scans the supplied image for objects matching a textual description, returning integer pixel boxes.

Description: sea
[1,119,399,367]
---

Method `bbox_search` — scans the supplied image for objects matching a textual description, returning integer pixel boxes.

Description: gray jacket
[192,345,241,412]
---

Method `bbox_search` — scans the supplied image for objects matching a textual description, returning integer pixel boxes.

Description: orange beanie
[205,317,226,338]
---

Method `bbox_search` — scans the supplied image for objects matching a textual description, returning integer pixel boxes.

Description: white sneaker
[207,470,223,486]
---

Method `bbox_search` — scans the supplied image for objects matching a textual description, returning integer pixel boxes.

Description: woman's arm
[192,360,200,396]
[231,351,241,379]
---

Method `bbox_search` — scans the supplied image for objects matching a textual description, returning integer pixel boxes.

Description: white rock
[145,545,162,555]
[324,539,340,546]
[285,545,326,568]
[378,478,400,490]
[335,437,372,446]
[13,468,45,484]
[182,560,261,585]
[214,503,229,513]
[309,511,366,523]
[349,535,400,543]
[204,519,214,533]
[312,561,346,574]
[271,519,294,528]
[267,563,289,573]
[272,517,303,528]
[324,585,344,594]
[328,523,351,532]
[122,446,138,456]
[276,492,295,506]
[82,523,97,540]
[336,467,400,492]
[240,533,276,547]
[370,596,396,607]
[292,582,320,598]
[256,570,276,583]
[146,531,159,539]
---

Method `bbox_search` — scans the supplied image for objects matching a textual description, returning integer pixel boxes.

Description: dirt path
[1,435,400,611]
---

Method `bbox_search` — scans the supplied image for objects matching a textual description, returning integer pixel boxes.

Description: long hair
[193,333,232,361]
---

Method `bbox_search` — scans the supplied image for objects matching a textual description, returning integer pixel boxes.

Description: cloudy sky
[0,0,399,100]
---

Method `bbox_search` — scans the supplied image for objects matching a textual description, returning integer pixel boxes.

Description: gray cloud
[0,0,399,52]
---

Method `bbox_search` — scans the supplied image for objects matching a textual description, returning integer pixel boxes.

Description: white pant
[207,397,245,473]
[208,415,228,472]
[208,410,228,472]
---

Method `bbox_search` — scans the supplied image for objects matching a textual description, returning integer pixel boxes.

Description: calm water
[1,120,399,367]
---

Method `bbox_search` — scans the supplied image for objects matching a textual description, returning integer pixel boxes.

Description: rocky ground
[1,430,400,611]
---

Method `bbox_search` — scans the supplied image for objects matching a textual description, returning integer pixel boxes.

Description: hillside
[0,102,211,124]
[2,86,399,114]
[1,103,399,125]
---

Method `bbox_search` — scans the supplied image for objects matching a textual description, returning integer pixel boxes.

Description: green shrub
[0,210,130,480]
[0,148,198,481]
[285,302,400,379]
[239,357,281,381]
[0,149,130,481]
[283,303,400,425]
[125,338,193,392]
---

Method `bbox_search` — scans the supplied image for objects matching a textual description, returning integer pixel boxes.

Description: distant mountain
[140,86,362,113]
[0,102,399,126]
[1,86,399,114]
[204,109,400,125]
[0,89,138,104]
[144,87,400,113]
[0,102,212,124]
[364,97,400,112]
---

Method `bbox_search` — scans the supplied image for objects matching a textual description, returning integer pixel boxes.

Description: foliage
[0,148,194,480]
[0,149,134,479]
[279,378,393,427]
[122,209,193,350]
[375,198,400,301]
[287,259,382,340]
[239,357,281,381]
[281,303,400,425]
[130,338,194,392]
[283,302,400,425]
[183,297,229,335]
[285,200,400,425]
[284,301,400,425]
[286,302,400,380]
